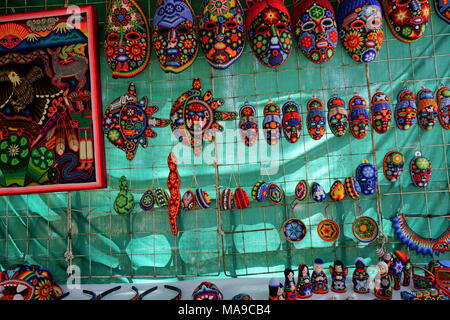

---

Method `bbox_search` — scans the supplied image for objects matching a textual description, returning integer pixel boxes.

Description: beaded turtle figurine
[114,176,135,215]
[327,95,348,137]
[437,84,450,130]
[170,77,237,156]
[103,82,170,161]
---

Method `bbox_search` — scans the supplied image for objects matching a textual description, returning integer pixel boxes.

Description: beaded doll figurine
[337,0,384,63]
[296,264,313,299]
[352,257,370,294]
[311,258,328,294]
[199,0,246,69]
[245,0,294,68]
[374,261,392,300]
[268,278,285,300]
[291,0,339,64]
[284,268,298,300]
[329,260,348,293]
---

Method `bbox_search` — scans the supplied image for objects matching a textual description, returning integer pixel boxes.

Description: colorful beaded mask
[435,0,450,23]
[263,101,282,145]
[395,87,417,130]
[292,0,338,64]
[192,281,223,300]
[327,95,348,137]
[170,78,237,156]
[349,94,369,139]
[199,0,246,69]
[103,83,170,161]
[410,151,431,188]
[437,85,450,130]
[417,87,438,131]
[153,0,198,73]
[307,97,326,140]
[104,0,151,78]
[371,90,392,134]
[0,264,63,300]
[239,101,259,146]
[245,0,293,68]
[355,160,378,195]
[282,99,302,143]
[382,0,430,43]
[383,151,405,182]
[337,0,384,63]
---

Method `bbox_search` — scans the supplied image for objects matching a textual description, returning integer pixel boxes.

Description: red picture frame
[0,5,106,195]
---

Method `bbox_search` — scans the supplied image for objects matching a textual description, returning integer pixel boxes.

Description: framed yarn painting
[0,5,106,195]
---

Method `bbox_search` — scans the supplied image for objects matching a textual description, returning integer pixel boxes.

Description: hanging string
[64,192,74,274]
[324,203,330,220]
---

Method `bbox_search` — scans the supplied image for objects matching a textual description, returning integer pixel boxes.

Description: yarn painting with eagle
[0,6,105,195]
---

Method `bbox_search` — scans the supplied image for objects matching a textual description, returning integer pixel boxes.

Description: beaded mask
[239,101,259,147]
[395,87,417,130]
[410,151,431,188]
[437,85,450,130]
[349,94,369,139]
[382,0,430,43]
[435,0,450,24]
[337,0,384,63]
[282,99,302,143]
[199,0,246,69]
[306,96,326,140]
[355,159,378,195]
[327,95,348,137]
[417,87,438,131]
[152,0,198,73]
[104,0,151,78]
[263,101,282,145]
[245,0,293,68]
[292,0,338,64]
[371,90,392,134]
[383,151,405,182]
[0,264,63,300]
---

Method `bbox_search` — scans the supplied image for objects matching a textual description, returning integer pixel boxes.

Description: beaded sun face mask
[337,0,384,63]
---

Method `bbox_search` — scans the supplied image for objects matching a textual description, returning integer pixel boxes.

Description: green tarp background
[0,0,448,285]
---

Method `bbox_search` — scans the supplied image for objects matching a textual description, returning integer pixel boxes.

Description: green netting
[0,0,448,285]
